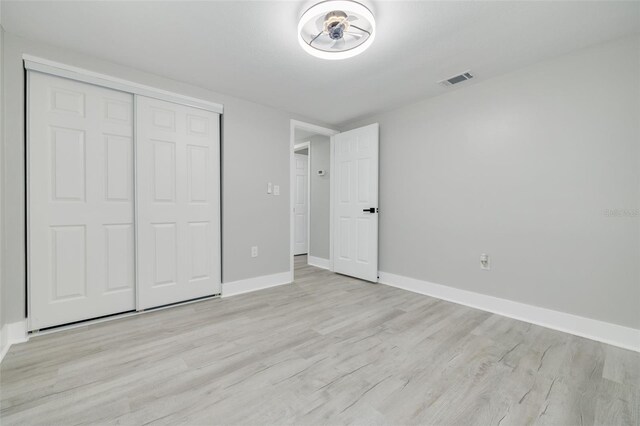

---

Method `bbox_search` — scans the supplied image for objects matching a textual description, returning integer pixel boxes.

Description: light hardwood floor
[1,255,638,425]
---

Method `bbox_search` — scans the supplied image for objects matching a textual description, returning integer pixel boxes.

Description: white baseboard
[378,272,640,352]
[308,256,331,270]
[0,320,29,363]
[222,271,292,298]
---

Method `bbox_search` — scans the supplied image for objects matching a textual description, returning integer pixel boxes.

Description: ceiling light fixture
[297,0,376,60]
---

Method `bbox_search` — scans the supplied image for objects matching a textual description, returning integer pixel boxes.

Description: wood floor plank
[1,255,638,425]
[604,345,640,387]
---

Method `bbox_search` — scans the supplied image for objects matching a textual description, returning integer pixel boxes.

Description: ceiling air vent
[438,71,474,87]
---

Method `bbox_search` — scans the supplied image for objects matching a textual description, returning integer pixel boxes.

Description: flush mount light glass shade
[298,0,376,60]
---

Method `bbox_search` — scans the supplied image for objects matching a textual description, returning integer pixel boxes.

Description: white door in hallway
[28,72,136,330]
[136,96,221,309]
[294,153,309,255]
[332,123,379,282]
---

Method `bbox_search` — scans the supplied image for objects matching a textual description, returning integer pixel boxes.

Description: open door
[332,123,379,282]
[294,152,309,255]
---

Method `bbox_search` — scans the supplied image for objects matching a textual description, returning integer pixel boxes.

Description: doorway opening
[290,120,339,278]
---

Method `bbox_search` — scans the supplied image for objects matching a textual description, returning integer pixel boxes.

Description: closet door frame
[24,55,223,114]
[24,55,223,328]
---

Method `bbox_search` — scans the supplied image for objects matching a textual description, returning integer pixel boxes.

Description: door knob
[363,208,377,213]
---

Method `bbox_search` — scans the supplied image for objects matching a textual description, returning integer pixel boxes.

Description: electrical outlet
[273,185,280,196]
[251,246,258,258]
[480,254,490,270]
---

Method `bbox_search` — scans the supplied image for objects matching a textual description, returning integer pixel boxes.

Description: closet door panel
[28,72,135,330]
[136,96,221,309]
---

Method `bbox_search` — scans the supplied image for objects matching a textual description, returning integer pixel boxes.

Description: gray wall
[309,135,330,260]
[1,32,328,325]
[0,22,5,340]
[343,35,640,329]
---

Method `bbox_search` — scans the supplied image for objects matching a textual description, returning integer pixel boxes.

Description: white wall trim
[222,271,292,298]
[294,141,311,151]
[308,256,331,270]
[378,272,640,352]
[328,134,335,272]
[290,120,339,137]
[290,120,339,279]
[23,55,224,114]
[0,320,29,363]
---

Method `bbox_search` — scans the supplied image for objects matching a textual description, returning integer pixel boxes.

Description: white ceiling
[2,1,639,126]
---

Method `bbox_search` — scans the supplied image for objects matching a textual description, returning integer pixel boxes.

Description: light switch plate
[267,182,273,194]
[480,254,490,270]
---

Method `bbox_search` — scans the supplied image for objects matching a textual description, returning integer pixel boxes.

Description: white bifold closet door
[28,72,136,330]
[136,96,221,309]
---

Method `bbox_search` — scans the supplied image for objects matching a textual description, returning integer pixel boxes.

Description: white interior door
[28,72,136,330]
[136,96,221,309]
[294,153,309,255]
[332,123,379,282]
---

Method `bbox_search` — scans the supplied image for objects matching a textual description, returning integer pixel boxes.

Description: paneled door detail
[294,153,309,255]
[332,123,379,282]
[28,72,135,330]
[136,96,221,309]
